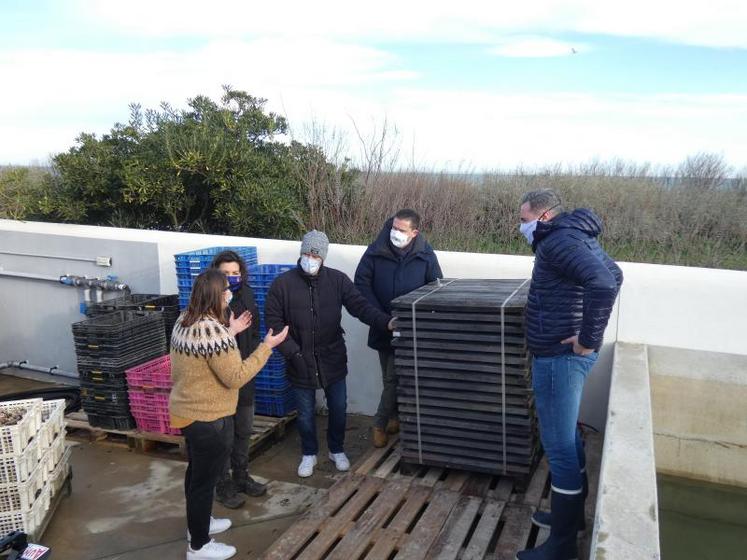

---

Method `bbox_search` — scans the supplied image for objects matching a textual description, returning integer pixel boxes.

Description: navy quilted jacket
[354,218,443,351]
[527,208,623,356]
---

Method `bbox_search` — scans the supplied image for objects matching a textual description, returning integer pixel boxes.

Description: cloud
[489,36,587,57]
[82,0,747,49]
[278,89,747,169]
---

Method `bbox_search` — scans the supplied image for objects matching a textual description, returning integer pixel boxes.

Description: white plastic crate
[48,448,71,498]
[0,483,50,537]
[42,435,65,476]
[0,460,46,513]
[0,436,42,486]
[0,399,43,457]
[39,399,66,449]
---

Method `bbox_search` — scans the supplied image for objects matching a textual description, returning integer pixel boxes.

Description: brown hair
[210,250,248,284]
[181,269,228,328]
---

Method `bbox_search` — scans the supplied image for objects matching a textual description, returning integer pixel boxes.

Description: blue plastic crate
[256,376,291,392]
[249,264,295,278]
[174,246,258,267]
[255,389,296,417]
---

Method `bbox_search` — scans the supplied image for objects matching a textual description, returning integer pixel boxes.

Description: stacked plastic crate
[86,294,180,349]
[72,311,167,430]
[249,264,296,417]
[0,398,68,537]
[125,355,179,435]
[174,246,258,309]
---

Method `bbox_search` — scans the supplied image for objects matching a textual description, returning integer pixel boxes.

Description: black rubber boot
[234,471,268,497]
[516,491,582,560]
[215,477,246,509]
[531,472,588,534]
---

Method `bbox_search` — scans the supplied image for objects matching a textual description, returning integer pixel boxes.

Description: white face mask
[519,220,538,244]
[300,254,322,275]
[224,291,233,306]
[390,228,411,249]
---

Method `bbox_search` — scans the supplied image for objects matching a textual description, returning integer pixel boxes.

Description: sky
[1,0,746,170]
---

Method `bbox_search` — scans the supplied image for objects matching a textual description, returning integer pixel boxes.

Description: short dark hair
[210,250,249,284]
[520,189,564,215]
[394,208,421,230]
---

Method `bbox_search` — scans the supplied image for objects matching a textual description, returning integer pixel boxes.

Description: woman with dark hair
[170,269,288,560]
[209,250,266,508]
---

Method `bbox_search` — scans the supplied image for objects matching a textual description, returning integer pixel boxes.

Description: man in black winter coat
[354,209,443,447]
[264,230,394,478]
[516,189,623,560]
[210,251,269,510]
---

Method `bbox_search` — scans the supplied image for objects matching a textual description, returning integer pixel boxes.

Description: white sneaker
[328,451,350,472]
[187,517,232,541]
[186,538,237,560]
[298,455,317,477]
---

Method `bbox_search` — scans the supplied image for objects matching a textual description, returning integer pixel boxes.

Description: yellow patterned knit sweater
[169,314,271,428]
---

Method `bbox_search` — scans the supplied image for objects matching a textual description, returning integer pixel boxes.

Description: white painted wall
[1,219,745,424]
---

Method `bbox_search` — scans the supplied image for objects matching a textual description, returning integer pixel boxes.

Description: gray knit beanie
[300,230,329,261]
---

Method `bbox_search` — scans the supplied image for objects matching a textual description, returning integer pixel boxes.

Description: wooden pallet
[65,411,296,460]
[261,431,601,560]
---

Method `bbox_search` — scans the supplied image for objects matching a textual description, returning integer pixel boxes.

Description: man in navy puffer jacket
[516,189,622,560]
[355,209,443,448]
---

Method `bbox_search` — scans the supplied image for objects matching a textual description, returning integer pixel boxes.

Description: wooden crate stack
[0,398,69,537]
[391,279,538,478]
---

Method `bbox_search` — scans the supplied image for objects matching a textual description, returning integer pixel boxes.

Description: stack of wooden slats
[391,279,538,477]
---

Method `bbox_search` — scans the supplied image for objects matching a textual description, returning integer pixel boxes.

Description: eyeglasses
[539,203,561,221]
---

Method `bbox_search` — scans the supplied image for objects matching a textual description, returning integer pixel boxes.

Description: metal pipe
[0,270,61,282]
[0,270,129,291]
[0,249,112,266]
[0,360,78,380]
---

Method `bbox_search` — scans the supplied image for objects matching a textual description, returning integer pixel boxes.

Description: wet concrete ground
[0,369,377,559]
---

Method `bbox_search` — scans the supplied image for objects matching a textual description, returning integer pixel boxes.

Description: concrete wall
[2,219,746,421]
[0,229,160,373]
[648,345,747,488]
[591,342,661,560]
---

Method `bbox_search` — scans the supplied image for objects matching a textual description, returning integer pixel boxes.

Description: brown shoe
[372,427,388,448]
[386,418,400,435]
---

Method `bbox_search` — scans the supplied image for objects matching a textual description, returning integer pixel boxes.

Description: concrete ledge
[590,342,660,560]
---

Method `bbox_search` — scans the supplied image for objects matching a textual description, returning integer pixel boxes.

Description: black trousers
[183,416,233,549]
[221,403,255,478]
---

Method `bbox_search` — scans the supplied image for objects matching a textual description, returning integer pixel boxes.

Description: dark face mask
[227,275,243,292]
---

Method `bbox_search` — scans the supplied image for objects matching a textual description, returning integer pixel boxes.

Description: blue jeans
[293,378,347,456]
[532,352,598,494]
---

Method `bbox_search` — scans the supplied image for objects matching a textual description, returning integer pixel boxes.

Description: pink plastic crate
[125,355,172,390]
[128,389,170,413]
[132,409,180,436]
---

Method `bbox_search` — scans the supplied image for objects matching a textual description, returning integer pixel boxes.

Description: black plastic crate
[86,294,179,314]
[72,310,165,335]
[73,320,166,345]
[82,400,131,416]
[86,412,136,431]
[74,332,167,358]
[79,369,128,388]
[80,385,130,405]
[76,345,167,371]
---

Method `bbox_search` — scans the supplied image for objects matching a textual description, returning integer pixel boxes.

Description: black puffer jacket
[527,209,623,356]
[354,218,443,351]
[264,262,391,389]
[229,284,261,405]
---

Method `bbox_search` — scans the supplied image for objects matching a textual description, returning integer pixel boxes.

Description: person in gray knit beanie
[300,230,329,261]
[265,228,395,479]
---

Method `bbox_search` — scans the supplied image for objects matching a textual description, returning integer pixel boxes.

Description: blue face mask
[227,275,243,292]
[520,220,538,244]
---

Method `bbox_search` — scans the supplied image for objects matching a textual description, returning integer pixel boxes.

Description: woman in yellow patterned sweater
[170,269,288,560]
